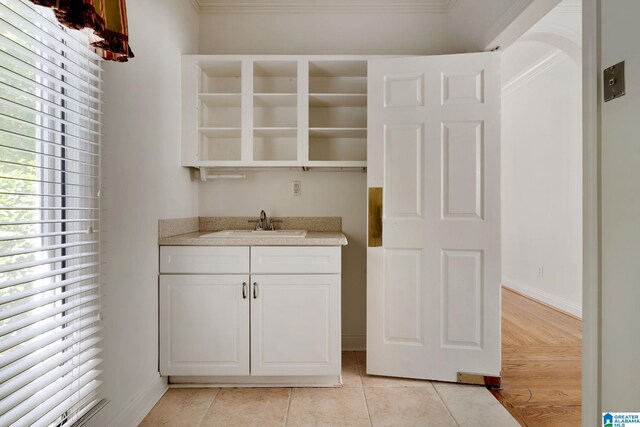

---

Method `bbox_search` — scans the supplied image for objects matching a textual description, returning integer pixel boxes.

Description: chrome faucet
[259,210,268,230]
[248,210,269,230]
[248,210,282,231]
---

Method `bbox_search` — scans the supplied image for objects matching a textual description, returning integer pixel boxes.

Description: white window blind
[0,1,103,426]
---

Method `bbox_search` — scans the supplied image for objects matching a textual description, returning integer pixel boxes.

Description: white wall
[197,10,450,348]
[199,13,448,55]
[600,0,640,411]
[501,6,582,317]
[95,0,199,424]
[447,0,523,52]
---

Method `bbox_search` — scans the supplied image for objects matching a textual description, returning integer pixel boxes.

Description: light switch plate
[604,61,625,102]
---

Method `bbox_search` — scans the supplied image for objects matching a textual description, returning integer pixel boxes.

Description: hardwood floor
[492,287,582,426]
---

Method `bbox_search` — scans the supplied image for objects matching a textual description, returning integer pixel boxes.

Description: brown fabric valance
[29,0,134,62]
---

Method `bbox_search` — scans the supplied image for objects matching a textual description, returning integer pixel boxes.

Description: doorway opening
[496,1,583,424]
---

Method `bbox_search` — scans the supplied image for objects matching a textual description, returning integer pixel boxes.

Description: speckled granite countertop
[159,230,347,246]
[158,217,348,246]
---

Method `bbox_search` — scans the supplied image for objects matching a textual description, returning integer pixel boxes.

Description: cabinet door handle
[253,282,258,299]
[242,282,247,299]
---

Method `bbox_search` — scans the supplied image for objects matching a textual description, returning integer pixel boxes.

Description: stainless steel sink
[199,230,308,238]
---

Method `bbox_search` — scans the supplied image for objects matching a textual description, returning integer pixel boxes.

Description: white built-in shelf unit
[182,56,369,171]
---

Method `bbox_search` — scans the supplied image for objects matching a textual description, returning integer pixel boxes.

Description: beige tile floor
[140,352,519,427]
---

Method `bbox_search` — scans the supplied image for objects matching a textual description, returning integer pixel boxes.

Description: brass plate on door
[368,187,382,247]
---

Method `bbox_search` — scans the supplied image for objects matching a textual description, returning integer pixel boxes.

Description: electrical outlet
[292,180,301,196]
[538,266,544,278]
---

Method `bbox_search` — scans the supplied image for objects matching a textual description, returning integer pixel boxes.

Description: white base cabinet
[159,274,250,376]
[250,274,340,376]
[159,246,341,382]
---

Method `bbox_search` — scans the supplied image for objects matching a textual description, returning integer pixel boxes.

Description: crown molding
[190,0,450,14]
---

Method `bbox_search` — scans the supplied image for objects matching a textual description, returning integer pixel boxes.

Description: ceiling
[190,0,458,14]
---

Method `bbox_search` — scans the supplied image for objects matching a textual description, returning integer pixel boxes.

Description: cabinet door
[250,275,340,376]
[160,274,250,376]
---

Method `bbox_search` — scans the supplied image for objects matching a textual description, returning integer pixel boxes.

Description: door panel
[250,274,341,376]
[367,53,501,382]
[384,249,423,345]
[442,250,483,349]
[442,121,483,219]
[159,274,250,376]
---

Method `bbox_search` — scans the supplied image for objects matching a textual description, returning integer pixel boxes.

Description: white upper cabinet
[181,55,369,169]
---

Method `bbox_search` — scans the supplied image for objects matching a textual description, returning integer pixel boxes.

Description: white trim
[482,0,535,49]
[342,333,366,351]
[482,0,562,51]
[582,0,600,423]
[515,23,582,65]
[521,23,582,49]
[502,280,582,318]
[502,48,567,95]
[191,0,449,14]
[107,375,167,427]
[168,375,341,387]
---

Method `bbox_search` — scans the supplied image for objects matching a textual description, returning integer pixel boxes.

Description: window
[0,1,103,425]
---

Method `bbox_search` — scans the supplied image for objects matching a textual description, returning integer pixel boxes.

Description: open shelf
[309,128,367,138]
[200,129,241,162]
[198,93,241,107]
[307,60,367,166]
[254,107,297,128]
[309,106,366,128]
[254,93,297,107]
[254,127,297,137]
[254,60,297,94]
[199,127,241,138]
[253,134,297,162]
[199,102,241,128]
[309,93,367,107]
[183,56,370,168]
[195,60,242,163]
[309,137,367,162]
[199,60,242,94]
[309,60,367,94]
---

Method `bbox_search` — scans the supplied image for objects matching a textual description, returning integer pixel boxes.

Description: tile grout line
[283,387,293,426]
[354,351,365,386]
[354,351,373,427]
[432,384,461,427]
[362,387,374,427]
[196,388,221,427]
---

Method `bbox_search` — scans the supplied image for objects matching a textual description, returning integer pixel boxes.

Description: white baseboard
[503,279,582,318]
[342,333,366,351]
[107,374,168,427]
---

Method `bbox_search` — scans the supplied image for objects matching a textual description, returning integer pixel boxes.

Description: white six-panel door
[367,52,501,382]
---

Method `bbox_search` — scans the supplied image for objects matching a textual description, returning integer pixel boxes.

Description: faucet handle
[247,219,259,230]
[269,219,283,230]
